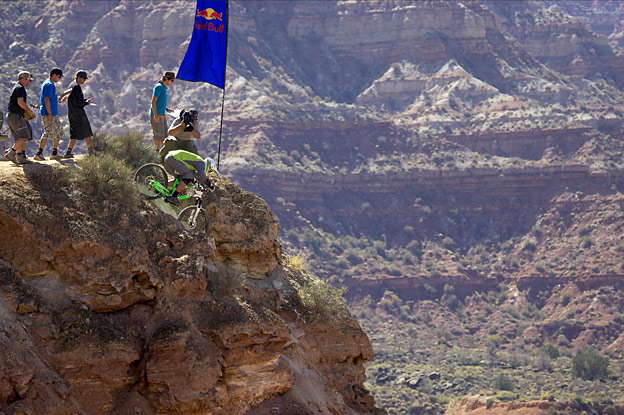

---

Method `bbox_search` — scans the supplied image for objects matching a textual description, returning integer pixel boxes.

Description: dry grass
[282,252,307,273]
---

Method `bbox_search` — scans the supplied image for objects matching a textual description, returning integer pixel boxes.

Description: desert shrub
[493,373,515,391]
[298,279,350,324]
[206,268,246,296]
[557,334,571,348]
[507,352,527,369]
[535,352,552,371]
[522,240,537,253]
[496,391,516,402]
[604,406,617,415]
[93,131,159,168]
[73,153,139,209]
[540,343,560,359]
[578,226,592,237]
[561,291,572,306]
[282,252,306,273]
[335,257,349,269]
[379,291,402,315]
[572,349,610,380]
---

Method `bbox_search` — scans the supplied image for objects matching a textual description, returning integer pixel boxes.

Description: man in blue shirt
[150,71,175,150]
[34,68,64,161]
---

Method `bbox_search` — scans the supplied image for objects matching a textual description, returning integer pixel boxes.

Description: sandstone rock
[0,162,381,414]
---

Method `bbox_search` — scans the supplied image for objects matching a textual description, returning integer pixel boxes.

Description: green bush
[72,153,139,209]
[540,343,560,359]
[572,349,610,380]
[92,131,159,168]
[493,373,514,391]
[298,279,350,324]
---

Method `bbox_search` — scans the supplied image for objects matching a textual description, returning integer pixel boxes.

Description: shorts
[6,112,33,141]
[150,114,167,142]
[41,116,63,142]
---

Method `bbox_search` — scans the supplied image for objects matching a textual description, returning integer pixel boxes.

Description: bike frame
[149,176,196,201]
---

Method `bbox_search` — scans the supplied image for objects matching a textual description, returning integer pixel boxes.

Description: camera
[181,110,194,132]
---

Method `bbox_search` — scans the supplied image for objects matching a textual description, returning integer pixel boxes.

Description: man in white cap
[5,71,36,165]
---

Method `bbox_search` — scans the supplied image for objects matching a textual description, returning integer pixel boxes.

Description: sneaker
[5,149,18,164]
[165,195,181,206]
[34,154,45,161]
[62,151,74,159]
[50,153,62,160]
[16,154,33,165]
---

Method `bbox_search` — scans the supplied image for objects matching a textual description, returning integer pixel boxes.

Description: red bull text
[195,8,224,33]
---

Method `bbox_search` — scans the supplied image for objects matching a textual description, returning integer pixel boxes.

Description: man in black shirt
[5,71,36,164]
[58,70,93,157]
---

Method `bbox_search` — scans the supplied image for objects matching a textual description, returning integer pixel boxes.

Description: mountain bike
[134,163,210,233]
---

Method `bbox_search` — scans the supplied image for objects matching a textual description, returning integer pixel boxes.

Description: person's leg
[5,115,22,163]
[35,135,47,160]
[7,139,24,164]
[14,140,26,153]
[15,139,32,164]
[63,139,77,158]
[85,136,92,154]
[150,115,166,149]
[50,118,63,159]
[36,117,52,160]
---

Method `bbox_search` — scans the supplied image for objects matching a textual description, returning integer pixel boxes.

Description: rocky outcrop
[0,161,383,415]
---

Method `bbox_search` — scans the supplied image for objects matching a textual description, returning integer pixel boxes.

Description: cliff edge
[0,159,383,415]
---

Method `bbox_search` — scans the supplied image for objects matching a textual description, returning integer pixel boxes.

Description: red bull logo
[196,8,222,21]
[195,8,224,33]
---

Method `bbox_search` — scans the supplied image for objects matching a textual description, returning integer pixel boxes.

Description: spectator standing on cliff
[58,70,93,157]
[34,68,64,161]
[150,71,175,150]
[5,71,36,165]
[159,109,201,163]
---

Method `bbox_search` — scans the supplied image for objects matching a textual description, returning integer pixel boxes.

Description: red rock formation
[0,162,384,415]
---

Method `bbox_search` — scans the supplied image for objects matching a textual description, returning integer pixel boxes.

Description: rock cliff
[0,160,383,415]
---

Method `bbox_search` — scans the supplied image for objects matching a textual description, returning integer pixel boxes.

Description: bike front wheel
[178,206,210,233]
[134,163,168,197]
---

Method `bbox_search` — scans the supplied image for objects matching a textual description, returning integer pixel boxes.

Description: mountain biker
[163,149,217,205]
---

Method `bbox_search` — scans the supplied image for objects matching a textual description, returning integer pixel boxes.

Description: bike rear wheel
[134,163,168,197]
[178,206,209,233]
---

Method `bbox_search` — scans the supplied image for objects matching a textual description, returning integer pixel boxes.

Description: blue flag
[177,0,228,88]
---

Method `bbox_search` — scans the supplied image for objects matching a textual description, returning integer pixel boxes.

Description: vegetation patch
[67,131,159,210]
[298,279,350,324]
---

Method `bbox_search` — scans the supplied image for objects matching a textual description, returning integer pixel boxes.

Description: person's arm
[167,119,184,136]
[151,95,159,123]
[191,121,201,139]
[58,88,72,103]
[44,96,53,121]
[17,97,34,118]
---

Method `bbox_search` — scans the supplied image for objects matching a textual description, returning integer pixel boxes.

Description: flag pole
[216,0,229,171]
[216,86,225,170]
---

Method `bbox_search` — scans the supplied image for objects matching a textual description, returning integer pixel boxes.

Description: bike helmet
[205,157,218,174]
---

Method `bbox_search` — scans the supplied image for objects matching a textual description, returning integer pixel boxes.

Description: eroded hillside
[0,158,383,415]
